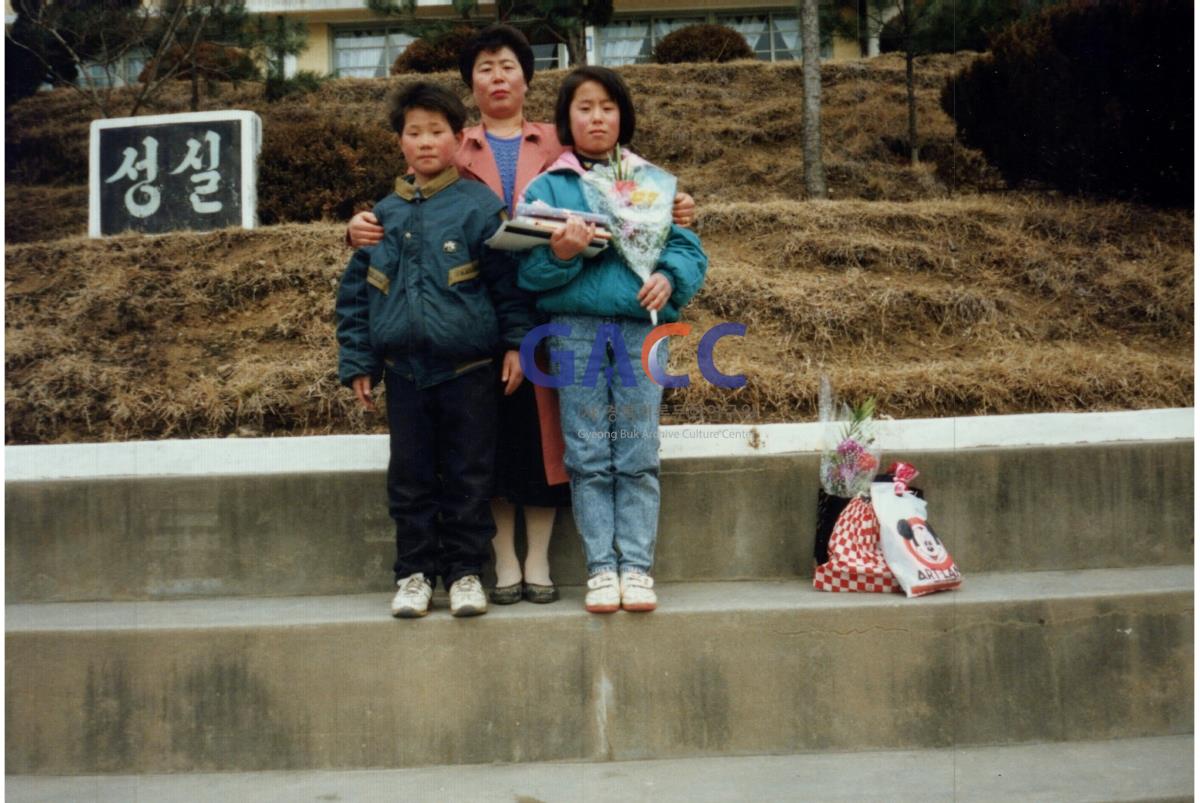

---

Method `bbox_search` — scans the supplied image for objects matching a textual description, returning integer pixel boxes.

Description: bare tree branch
[7,3,113,116]
[128,0,195,116]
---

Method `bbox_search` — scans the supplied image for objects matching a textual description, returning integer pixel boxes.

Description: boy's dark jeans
[384,364,497,589]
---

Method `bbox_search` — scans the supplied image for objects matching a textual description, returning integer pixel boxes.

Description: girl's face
[472,46,528,120]
[569,80,620,159]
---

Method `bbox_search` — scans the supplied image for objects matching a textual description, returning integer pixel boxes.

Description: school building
[6,0,881,88]
[250,0,870,79]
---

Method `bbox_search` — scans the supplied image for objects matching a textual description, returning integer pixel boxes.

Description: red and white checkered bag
[813,498,898,593]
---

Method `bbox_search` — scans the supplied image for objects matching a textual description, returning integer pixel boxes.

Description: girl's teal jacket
[335,167,533,390]
[516,151,708,322]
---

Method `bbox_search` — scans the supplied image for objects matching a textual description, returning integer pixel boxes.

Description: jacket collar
[546,148,650,177]
[394,165,459,201]
[463,119,546,149]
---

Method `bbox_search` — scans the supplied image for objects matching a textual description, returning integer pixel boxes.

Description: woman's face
[569,80,620,159]
[472,46,527,120]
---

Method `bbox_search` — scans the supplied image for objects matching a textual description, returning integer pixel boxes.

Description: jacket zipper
[410,193,426,385]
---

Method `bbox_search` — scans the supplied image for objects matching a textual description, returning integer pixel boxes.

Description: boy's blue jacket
[335,166,533,390]
[516,151,707,322]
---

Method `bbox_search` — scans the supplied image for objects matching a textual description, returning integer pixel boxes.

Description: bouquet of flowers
[818,377,882,499]
[580,145,677,325]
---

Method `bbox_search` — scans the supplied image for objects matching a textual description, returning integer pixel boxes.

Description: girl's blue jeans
[548,314,663,577]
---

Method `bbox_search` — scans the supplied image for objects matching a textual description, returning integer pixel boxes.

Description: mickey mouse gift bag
[870,470,962,598]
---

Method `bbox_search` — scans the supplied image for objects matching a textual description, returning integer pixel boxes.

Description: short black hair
[459,24,535,88]
[554,66,636,149]
[388,82,467,134]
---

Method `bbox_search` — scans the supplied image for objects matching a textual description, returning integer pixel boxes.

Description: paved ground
[7,735,1192,803]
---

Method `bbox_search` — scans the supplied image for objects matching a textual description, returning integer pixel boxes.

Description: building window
[333,27,416,78]
[596,17,704,66]
[78,51,147,88]
[598,13,830,66]
[597,20,651,66]
[531,42,564,71]
[721,15,772,59]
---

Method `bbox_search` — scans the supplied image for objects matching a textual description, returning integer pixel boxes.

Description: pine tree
[253,14,310,101]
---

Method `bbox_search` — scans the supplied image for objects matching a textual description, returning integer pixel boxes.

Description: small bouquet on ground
[579,144,677,325]
[813,377,892,593]
[818,378,882,500]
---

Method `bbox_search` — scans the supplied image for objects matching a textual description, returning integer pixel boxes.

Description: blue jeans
[549,314,663,576]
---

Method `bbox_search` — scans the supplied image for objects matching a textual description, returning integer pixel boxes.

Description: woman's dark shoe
[489,582,523,605]
[522,582,559,604]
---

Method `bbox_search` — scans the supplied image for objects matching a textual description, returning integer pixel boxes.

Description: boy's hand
[671,192,696,228]
[500,350,524,396]
[351,375,377,412]
[638,273,672,312]
[348,211,384,248]
[549,215,595,261]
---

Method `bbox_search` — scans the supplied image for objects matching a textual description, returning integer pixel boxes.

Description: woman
[346,26,695,605]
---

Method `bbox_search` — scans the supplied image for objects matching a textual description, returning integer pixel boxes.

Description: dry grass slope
[5,54,997,241]
[5,194,1191,442]
[4,56,1192,443]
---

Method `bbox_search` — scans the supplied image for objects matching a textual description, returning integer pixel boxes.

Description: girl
[517,66,708,613]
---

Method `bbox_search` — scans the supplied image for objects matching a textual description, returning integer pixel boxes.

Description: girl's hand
[500,350,524,396]
[638,273,673,312]
[671,192,696,228]
[549,215,595,261]
[348,211,384,248]
[352,375,376,412]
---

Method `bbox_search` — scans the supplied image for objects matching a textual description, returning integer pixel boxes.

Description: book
[516,201,609,228]
[515,216,611,240]
[485,218,609,258]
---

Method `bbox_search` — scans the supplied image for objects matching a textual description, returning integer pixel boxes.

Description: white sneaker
[391,573,433,618]
[585,571,620,613]
[620,571,657,612]
[449,575,487,617]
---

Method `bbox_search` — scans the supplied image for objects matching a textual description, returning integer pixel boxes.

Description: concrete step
[5,735,1193,803]
[5,435,1192,602]
[6,567,1192,774]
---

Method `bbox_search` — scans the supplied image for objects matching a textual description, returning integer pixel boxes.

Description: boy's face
[472,46,527,121]
[400,107,463,184]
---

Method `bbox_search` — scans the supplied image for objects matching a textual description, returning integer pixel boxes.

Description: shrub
[6,14,72,105]
[6,121,89,185]
[942,0,1191,206]
[391,27,477,75]
[257,116,398,224]
[138,42,260,83]
[265,70,327,102]
[653,24,754,64]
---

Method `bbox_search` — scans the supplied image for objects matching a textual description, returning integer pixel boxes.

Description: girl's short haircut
[388,82,467,134]
[459,24,535,88]
[555,66,636,149]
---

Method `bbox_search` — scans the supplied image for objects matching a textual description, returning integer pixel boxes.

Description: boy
[336,83,532,618]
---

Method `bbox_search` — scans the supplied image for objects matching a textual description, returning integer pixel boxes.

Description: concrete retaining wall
[6,440,1193,602]
[5,569,1192,774]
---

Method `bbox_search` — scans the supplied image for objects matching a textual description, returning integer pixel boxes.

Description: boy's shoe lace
[391,572,433,618]
[450,575,487,617]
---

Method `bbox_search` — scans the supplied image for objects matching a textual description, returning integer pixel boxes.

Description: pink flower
[837,439,863,458]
